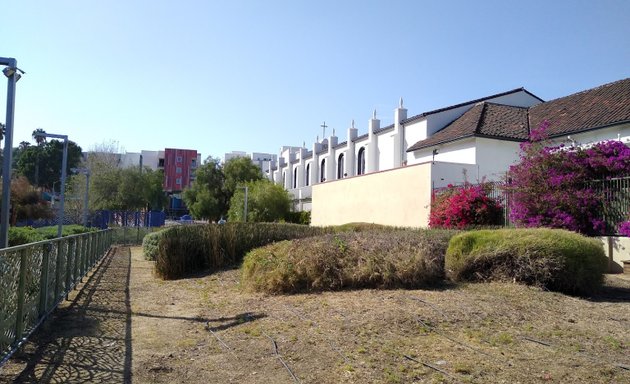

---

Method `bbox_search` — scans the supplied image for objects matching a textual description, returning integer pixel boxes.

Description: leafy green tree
[143,168,167,211]
[15,139,83,189]
[228,179,291,222]
[222,156,263,198]
[183,157,225,220]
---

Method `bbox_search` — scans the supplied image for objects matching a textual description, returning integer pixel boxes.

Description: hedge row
[445,228,607,295]
[8,225,96,246]
[241,229,456,294]
[154,223,332,279]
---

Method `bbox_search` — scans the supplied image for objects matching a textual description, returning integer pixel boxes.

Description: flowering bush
[429,183,503,229]
[507,121,630,235]
[619,221,630,237]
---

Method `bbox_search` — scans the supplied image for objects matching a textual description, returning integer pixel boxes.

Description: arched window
[357,147,366,175]
[337,153,345,179]
[320,158,326,182]
[305,163,310,186]
[293,167,297,189]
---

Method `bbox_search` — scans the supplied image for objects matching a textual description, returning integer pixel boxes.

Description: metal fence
[0,229,113,366]
[432,176,630,234]
[588,176,630,234]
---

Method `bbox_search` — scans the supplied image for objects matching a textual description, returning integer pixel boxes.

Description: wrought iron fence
[587,176,630,234]
[0,229,113,366]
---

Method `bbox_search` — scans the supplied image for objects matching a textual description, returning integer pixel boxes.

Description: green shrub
[8,225,95,246]
[445,228,607,295]
[8,227,45,246]
[241,229,457,294]
[142,230,165,260]
[35,224,95,239]
[285,210,311,225]
[154,222,331,280]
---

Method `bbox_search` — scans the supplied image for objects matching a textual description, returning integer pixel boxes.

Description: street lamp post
[35,132,69,238]
[72,167,91,226]
[0,56,23,249]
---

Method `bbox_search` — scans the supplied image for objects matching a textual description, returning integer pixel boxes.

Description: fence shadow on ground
[6,247,133,384]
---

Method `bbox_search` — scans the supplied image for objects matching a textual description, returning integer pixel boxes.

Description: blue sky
[2,0,629,161]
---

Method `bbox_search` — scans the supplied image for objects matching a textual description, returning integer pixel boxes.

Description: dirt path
[2,246,629,383]
[0,246,132,383]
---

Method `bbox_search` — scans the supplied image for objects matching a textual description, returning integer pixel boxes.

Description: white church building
[265,78,630,227]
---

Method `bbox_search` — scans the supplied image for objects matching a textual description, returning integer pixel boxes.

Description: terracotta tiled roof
[407,78,630,152]
[402,88,542,125]
[407,103,529,151]
[528,78,630,137]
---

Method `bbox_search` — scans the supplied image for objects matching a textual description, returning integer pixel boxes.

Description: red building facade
[163,148,198,192]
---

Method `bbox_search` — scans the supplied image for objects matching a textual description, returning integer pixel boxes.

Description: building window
[305,164,310,186]
[191,159,197,168]
[320,159,326,182]
[176,177,182,185]
[337,153,345,179]
[176,167,182,174]
[282,171,286,188]
[357,147,366,175]
[158,158,165,167]
[176,156,183,163]
[293,167,298,189]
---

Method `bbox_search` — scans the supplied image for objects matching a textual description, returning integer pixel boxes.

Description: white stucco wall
[431,162,480,189]
[475,138,521,181]
[557,122,630,148]
[311,163,433,227]
[403,119,428,160]
[599,236,630,273]
[377,132,395,171]
[408,138,477,165]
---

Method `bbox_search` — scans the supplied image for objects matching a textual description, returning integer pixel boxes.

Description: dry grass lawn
[1,246,629,383]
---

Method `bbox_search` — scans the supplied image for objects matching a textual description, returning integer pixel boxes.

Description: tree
[14,139,83,189]
[182,157,225,220]
[143,168,167,211]
[227,179,291,222]
[0,176,53,225]
[222,157,263,199]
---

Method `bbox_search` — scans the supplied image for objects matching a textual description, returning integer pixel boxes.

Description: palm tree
[0,122,5,141]
[19,141,30,150]
[32,128,47,186]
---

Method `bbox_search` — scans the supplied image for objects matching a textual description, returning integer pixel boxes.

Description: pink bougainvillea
[619,221,630,237]
[429,183,503,229]
[507,121,630,235]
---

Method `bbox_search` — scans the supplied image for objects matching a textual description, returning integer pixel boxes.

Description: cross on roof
[320,121,328,138]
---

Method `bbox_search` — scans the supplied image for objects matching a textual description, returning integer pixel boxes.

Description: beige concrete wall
[311,163,432,227]
[599,236,630,273]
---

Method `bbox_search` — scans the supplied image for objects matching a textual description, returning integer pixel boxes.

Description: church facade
[266,78,630,227]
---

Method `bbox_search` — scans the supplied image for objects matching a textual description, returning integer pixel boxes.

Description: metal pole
[83,171,90,226]
[0,57,18,249]
[243,186,248,222]
[57,137,68,238]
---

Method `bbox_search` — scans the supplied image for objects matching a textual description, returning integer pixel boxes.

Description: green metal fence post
[38,244,52,317]
[14,249,29,347]
[54,240,63,304]
[65,238,75,299]
[91,232,96,267]
[80,234,87,280]
[75,236,81,282]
